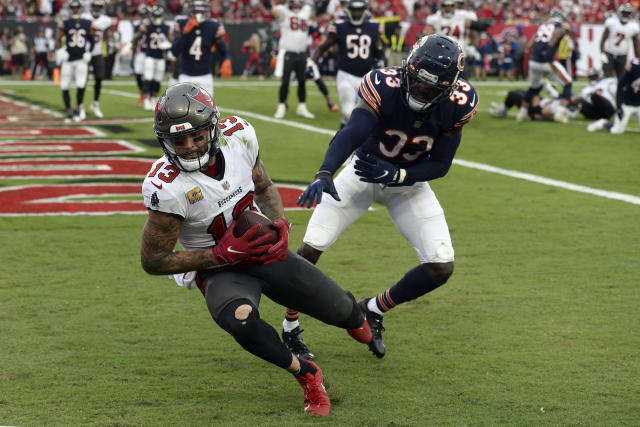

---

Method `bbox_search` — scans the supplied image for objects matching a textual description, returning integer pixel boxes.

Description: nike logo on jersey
[374,74,381,85]
[227,246,245,254]
[470,94,477,107]
[373,171,388,180]
[151,181,162,189]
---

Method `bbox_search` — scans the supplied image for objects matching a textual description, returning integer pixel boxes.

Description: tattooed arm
[252,155,285,222]
[140,210,219,275]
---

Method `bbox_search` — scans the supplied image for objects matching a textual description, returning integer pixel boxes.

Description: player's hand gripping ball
[234,210,278,245]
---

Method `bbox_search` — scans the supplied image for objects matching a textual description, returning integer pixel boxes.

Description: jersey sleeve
[451,80,479,128]
[219,115,259,166]
[141,158,188,219]
[358,69,384,116]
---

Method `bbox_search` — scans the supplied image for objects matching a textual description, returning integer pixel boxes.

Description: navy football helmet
[401,34,464,112]
[154,83,221,172]
[69,0,83,19]
[345,0,368,26]
[190,0,210,23]
[150,4,164,25]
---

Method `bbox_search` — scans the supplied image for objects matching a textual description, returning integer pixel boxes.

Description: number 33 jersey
[142,116,260,251]
[356,67,479,169]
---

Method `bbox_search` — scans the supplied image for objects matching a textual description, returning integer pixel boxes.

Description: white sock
[367,298,384,316]
[283,319,299,332]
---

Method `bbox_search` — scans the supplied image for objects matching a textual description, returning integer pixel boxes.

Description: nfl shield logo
[222,180,230,190]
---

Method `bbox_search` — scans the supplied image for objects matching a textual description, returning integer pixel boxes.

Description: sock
[283,309,299,332]
[374,266,444,313]
[368,295,386,315]
[293,359,317,377]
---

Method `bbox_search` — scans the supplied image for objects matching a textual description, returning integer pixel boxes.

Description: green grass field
[1,76,639,426]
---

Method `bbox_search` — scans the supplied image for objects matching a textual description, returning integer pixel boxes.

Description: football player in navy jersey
[294,35,478,359]
[171,0,230,97]
[310,0,383,127]
[517,10,572,122]
[134,4,172,111]
[132,4,150,107]
[56,0,94,123]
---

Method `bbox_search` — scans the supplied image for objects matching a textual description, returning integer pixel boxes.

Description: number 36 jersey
[357,67,478,169]
[142,116,260,251]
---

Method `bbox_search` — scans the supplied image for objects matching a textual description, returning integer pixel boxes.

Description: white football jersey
[581,77,617,106]
[603,16,639,56]
[83,13,113,56]
[426,10,469,45]
[276,4,312,53]
[142,116,261,251]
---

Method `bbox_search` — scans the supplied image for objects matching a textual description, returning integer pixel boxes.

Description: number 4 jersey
[142,116,261,251]
[356,67,478,169]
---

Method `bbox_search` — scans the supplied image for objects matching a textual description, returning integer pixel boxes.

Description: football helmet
[618,3,633,24]
[549,9,567,23]
[587,68,602,85]
[401,34,464,112]
[289,0,303,11]
[69,0,83,19]
[151,4,164,26]
[345,0,368,26]
[190,0,210,23]
[90,0,105,18]
[154,83,221,172]
[441,0,455,19]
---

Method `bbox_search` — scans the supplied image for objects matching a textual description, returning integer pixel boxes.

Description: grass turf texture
[0,77,639,425]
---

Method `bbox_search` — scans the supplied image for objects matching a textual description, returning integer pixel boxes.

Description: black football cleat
[282,327,315,361]
[358,298,386,358]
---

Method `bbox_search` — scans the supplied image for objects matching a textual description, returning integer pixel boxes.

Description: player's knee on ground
[422,261,454,285]
[297,243,322,264]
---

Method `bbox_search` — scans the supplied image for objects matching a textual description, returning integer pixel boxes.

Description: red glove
[212,222,271,266]
[251,217,289,265]
[183,16,199,34]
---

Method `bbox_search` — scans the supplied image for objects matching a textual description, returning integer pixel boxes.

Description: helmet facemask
[345,0,368,26]
[158,124,220,172]
[191,0,209,23]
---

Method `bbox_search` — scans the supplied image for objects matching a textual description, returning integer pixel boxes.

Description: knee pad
[216,299,258,336]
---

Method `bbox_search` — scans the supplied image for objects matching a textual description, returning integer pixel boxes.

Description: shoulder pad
[358,67,402,116]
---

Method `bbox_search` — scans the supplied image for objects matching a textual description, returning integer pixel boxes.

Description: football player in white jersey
[580,68,617,123]
[599,3,640,78]
[83,0,112,118]
[266,0,315,119]
[140,83,374,417]
[425,0,471,48]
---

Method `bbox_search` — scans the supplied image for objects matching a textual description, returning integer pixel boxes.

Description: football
[233,210,278,244]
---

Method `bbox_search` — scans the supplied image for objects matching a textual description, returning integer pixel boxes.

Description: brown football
[233,210,278,244]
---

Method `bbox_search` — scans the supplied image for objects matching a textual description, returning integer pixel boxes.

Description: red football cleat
[347,318,372,343]
[295,360,331,416]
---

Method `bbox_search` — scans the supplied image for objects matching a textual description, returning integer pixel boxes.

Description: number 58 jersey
[357,67,479,169]
[142,116,261,251]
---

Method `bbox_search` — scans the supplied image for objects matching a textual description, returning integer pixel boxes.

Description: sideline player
[266,0,316,119]
[132,4,150,107]
[141,82,373,416]
[295,35,478,359]
[83,0,112,118]
[171,0,230,97]
[56,0,94,123]
[599,3,639,79]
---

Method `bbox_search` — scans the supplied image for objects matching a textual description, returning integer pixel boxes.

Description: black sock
[293,359,316,377]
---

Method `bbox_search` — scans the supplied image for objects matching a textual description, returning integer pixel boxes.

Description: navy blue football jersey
[145,23,170,59]
[62,18,93,61]
[329,18,381,77]
[531,21,562,63]
[134,23,149,53]
[356,67,478,169]
[619,59,640,106]
[172,19,224,76]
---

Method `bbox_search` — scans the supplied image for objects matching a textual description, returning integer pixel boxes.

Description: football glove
[253,217,289,265]
[82,51,92,64]
[600,52,609,65]
[297,170,340,208]
[183,16,199,34]
[354,154,406,185]
[211,222,272,266]
[55,47,69,65]
[220,59,232,78]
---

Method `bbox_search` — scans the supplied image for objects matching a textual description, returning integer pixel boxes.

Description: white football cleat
[90,101,104,118]
[489,102,507,118]
[143,97,154,111]
[587,118,608,132]
[78,105,86,121]
[296,103,315,119]
[515,106,529,122]
[274,103,286,119]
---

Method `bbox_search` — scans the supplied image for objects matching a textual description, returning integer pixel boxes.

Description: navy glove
[354,154,405,185]
[297,170,340,208]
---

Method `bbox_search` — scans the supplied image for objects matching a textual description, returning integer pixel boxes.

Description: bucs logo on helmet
[401,34,464,112]
[154,83,221,172]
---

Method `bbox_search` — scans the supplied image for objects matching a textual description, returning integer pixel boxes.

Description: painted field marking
[0,126,105,139]
[0,139,144,156]
[0,157,154,178]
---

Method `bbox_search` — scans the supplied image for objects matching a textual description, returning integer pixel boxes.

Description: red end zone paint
[0,140,144,156]
[0,157,154,178]
[0,126,104,138]
[0,183,307,215]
